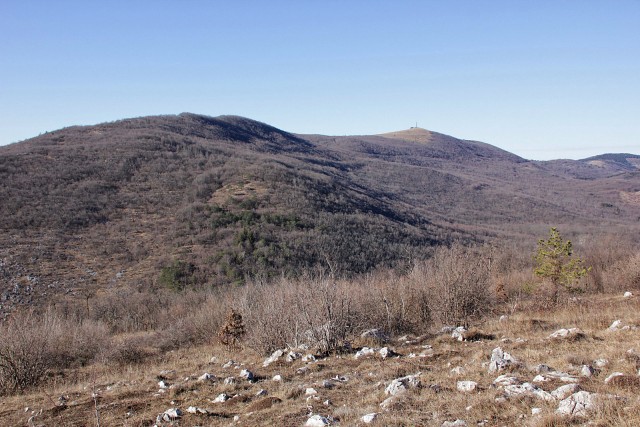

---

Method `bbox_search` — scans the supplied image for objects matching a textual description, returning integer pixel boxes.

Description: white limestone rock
[157,408,182,422]
[263,349,284,367]
[384,373,421,396]
[451,326,467,341]
[604,372,625,383]
[504,382,554,402]
[379,347,398,359]
[488,347,518,373]
[551,383,581,400]
[286,351,302,362]
[355,347,377,359]
[580,365,595,377]
[547,328,584,340]
[305,414,331,426]
[240,369,254,381]
[212,393,230,403]
[457,380,478,392]
[556,391,602,417]
[302,354,317,362]
[186,406,208,414]
[493,374,521,387]
[361,413,378,424]
[198,372,215,382]
[608,320,629,331]
[534,371,579,383]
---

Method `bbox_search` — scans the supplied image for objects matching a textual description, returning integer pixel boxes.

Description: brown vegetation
[1,114,639,317]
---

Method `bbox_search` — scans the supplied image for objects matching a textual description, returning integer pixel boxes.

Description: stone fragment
[493,374,521,387]
[286,351,302,362]
[198,372,214,382]
[263,349,284,367]
[355,347,376,359]
[305,414,331,426]
[488,347,518,373]
[361,413,378,423]
[551,383,581,400]
[456,380,478,392]
[604,372,625,383]
[609,320,629,331]
[384,373,421,396]
[580,365,595,377]
[379,347,397,358]
[240,369,254,381]
[157,408,182,422]
[213,393,230,403]
[503,383,554,402]
[547,327,585,340]
[556,391,602,417]
[451,326,467,341]
[222,360,236,368]
[186,406,208,414]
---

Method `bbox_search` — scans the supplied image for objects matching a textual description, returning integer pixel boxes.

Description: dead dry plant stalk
[218,308,246,349]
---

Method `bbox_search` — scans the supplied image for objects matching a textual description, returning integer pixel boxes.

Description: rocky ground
[1,292,640,426]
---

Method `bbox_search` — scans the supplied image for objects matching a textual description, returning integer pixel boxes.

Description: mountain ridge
[1,113,639,314]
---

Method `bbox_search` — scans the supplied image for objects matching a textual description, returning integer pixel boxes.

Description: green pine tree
[534,227,589,300]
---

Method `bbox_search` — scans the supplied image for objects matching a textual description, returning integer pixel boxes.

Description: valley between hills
[0,113,639,312]
[1,114,640,426]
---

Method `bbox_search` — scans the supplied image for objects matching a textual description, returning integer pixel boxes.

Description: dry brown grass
[0,290,637,426]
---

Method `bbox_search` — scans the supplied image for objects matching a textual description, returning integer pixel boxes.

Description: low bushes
[2,240,639,395]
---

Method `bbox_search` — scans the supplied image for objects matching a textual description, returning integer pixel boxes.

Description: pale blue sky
[1,1,638,160]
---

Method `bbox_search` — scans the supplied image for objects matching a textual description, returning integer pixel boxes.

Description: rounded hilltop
[379,127,433,144]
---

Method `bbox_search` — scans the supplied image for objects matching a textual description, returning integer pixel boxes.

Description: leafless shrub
[419,243,493,327]
[604,252,640,291]
[0,310,57,393]
[102,335,156,366]
[48,319,111,368]
[239,278,298,353]
[293,276,356,353]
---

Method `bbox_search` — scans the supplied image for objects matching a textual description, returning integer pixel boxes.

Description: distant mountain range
[1,113,638,312]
